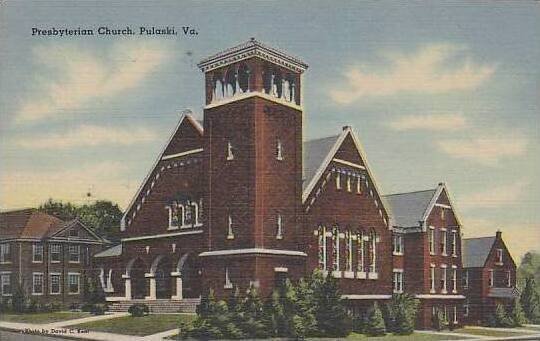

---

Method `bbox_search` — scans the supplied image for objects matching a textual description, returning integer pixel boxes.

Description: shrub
[365,302,386,336]
[510,298,526,327]
[90,303,108,315]
[24,299,38,313]
[432,308,447,331]
[494,303,514,327]
[128,303,149,317]
[11,283,26,313]
[51,303,62,312]
[386,294,420,335]
[310,270,352,337]
[521,277,540,323]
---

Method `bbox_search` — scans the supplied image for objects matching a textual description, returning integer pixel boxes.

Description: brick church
[94,39,516,328]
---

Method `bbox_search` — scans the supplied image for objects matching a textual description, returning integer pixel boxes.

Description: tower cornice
[197,38,308,73]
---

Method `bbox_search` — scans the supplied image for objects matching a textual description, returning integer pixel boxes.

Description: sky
[0,0,539,262]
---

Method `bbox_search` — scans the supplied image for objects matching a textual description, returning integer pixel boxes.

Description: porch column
[122,274,132,300]
[170,272,182,300]
[144,273,156,300]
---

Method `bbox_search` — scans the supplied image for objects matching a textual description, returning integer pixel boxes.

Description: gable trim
[302,127,392,226]
[49,219,105,243]
[420,183,463,229]
[162,148,204,161]
[120,110,202,231]
[332,158,365,170]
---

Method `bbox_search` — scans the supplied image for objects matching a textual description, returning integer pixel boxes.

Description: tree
[386,294,420,335]
[509,298,526,327]
[237,286,269,339]
[518,252,540,291]
[365,302,386,336]
[39,199,122,241]
[310,270,352,337]
[521,277,540,323]
[11,282,26,313]
[182,289,243,340]
[493,303,513,327]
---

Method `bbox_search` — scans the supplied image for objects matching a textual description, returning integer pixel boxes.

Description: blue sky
[0,0,538,260]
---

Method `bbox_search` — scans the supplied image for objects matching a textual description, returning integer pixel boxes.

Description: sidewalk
[0,313,166,341]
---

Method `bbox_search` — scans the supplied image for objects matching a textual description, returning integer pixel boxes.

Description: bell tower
[198,39,308,297]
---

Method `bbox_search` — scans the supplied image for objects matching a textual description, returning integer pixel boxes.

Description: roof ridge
[0,207,35,214]
[383,188,437,197]
[463,236,496,241]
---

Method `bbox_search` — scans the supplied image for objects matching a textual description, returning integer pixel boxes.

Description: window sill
[32,293,43,296]
[332,271,342,278]
[50,292,61,295]
[430,289,436,294]
[2,293,12,296]
[50,261,60,264]
[452,290,457,294]
[167,226,179,231]
[32,261,43,264]
[393,252,404,256]
[343,271,355,279]
[224,283,233,289]
[68,292,80,295]
[495,262,503,266]
[276,235,283,240]
[356,271,367,279]
[393,290,404,294]
[69,261,80,264]
[368,272,379,280]
[441,290,448,294]
[441,253,448,257]
[0,262,12,264]
[226,234,235,240]
[452,254,458,258]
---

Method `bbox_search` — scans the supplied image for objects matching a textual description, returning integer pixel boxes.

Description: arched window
[346,230,353,272]
[317,225,327,271]
[276,214,283,239]
[276,139,283,160]
[369,229,377,273]
[213,72,224,102]
[272,69,282,98]
[357,230,365,272]
[237,63,250,93]
[227,214,234,239]
[227,141,234,160]
[332,226,340,272]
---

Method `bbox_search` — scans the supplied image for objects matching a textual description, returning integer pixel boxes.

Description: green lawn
[71,314,196,336]
[0,312,90,324]
[452,327,527,338]
[344,332,467,340]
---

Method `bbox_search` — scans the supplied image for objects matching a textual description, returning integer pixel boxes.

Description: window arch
[212,72,224,102]
[224,67,236,97]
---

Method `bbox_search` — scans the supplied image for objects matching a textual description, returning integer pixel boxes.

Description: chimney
[496,230,502,239]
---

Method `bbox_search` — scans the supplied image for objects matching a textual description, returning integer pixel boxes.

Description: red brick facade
[94,40,517,330]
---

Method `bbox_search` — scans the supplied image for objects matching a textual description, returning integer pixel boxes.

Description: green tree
[386,294,420,335]
[494,303,513,327]
[518,252,540,291]
[39,199,122,241]
[521,277,540,323]
[237,286,268,339]
[310,270,352,337]
[365,302,386,336]
[182,289,243,340]
[510,298,526,327]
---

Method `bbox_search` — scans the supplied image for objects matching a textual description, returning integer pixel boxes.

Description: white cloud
[330,44,495,104]
[459,180,528,209]
[16,40,171,122]
[0,162,133,209]
[12,125,158,149]
[388,113,467,131]
[436,135,527,165]
[462,217,540,264]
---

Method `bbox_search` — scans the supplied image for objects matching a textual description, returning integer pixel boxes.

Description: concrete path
[141,328,178,341]
[47,313,130,328]
[465,325,540,334]
[416,329,489,339]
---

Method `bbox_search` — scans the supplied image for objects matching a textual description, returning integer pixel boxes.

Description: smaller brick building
[462,231,518,325]
[384,183,465,329]
[0,209,108,306]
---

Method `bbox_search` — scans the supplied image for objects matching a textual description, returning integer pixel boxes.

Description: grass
[452,327,527,337]
[344,332,467,340]
[0,311,90,324]
[71,314,196,336]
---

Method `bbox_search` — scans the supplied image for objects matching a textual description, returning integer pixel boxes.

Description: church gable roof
[302,126,391,225]
[383,189,437,228]
[462,236,496,268]
[120,110,203,230]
